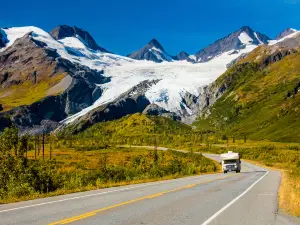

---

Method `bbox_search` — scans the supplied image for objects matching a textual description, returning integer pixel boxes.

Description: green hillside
[194,50,300,142]
[59,113,194,149]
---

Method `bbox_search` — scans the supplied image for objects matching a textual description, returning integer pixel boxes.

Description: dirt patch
[47,75,72,95]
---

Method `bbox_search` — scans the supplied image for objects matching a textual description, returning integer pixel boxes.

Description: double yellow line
[49,175,235,225]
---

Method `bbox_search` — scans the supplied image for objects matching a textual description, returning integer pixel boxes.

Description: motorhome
[220,151,241,173]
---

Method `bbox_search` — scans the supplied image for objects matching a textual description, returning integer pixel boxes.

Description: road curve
[0,153,299,225]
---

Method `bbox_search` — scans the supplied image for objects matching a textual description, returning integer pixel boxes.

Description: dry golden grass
[2,146,219,204]
[0,73,66,111]
[279,171,300,216]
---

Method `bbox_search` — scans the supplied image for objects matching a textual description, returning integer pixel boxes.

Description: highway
[0,153,299,225]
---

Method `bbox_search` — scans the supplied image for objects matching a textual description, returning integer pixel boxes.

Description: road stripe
[48,175,236,225]
[48,183,197,225]
[201,171,269,225]
[0,173,224,214]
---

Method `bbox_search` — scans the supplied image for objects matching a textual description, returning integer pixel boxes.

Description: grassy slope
[61,113,192,140]
[0,73,66,111]
[194,51,300,142]
[83,113,191,135]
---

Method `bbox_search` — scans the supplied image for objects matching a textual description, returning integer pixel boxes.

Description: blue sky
[1,0,299,55]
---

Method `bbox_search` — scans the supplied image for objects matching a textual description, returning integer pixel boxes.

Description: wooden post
[34,136,37,160]
[42,132,45,161]
[38,135,40,156]
[49,135,52,160]
[25,139,28,159]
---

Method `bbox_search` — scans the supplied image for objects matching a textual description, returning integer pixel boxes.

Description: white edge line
[0,172,220,213]
[201,170,269,225]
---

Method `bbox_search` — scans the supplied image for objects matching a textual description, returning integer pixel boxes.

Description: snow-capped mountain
[194,26,271,63]
[275,28,297,40]
[1,24,294,133]
[173,51,195,62]
[127,39,173,63]
[50,25,109,52]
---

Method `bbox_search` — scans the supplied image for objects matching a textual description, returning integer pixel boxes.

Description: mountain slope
[127,39,173,62]
[0,32,66,110]
[194,26,271,63]
[194,33,300,142]
[0,28,110,133]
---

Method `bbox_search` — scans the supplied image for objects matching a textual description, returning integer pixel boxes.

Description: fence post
[42,132,45,161]
[49,135,52,160]
[34,136,37,160]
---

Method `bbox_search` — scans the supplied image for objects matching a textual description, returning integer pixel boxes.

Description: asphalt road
[0,153,299,225]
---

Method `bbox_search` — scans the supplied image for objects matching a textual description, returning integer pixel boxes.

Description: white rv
[220,151,241,173]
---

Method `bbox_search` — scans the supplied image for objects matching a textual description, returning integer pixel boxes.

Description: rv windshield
[223,159,238,164]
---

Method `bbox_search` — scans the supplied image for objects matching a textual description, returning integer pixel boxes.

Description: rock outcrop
[143,104,181,121]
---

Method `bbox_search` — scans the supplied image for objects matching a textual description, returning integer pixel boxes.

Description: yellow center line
[49,174,238,225]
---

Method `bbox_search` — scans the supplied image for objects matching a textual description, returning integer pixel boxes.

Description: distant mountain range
[0,24,298,134]
[126,26,298,63]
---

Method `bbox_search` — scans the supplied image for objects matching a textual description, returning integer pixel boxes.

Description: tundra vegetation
[0,115,218,203]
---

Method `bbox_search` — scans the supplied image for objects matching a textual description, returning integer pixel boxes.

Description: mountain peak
[50,25,74,39]
[173,51,195,62]
[50,25,109,52]
[195,26,271,63]
[275,28,298,40]
[174,51,189,59]
[178,50,189,55]
[147,38,165,51]
[127,39,172,63]
[239,26,253,33]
